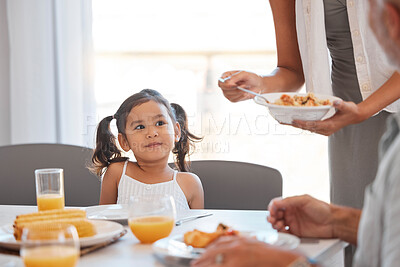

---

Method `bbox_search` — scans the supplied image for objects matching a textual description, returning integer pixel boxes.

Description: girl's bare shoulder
[103,161,127,182]
[176,171,202,186]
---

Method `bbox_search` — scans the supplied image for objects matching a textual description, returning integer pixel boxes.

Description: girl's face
[118,100,180,162]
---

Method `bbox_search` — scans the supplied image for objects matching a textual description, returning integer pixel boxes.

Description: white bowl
[254,92,341,124]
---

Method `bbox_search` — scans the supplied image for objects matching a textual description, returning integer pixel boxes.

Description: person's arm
[357,71,400,119]
[265,0,304,91]
[331,204,361,245]
[218,0,304,102]
[293,72,400,136]
[177,173,204,209]
[191,236,309,267]
[268,195,361,245]
[99,162,123,205]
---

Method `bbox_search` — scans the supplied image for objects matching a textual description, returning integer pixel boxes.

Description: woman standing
[219,0,400,210]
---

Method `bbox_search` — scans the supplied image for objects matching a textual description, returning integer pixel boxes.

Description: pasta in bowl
[254,92,341,124]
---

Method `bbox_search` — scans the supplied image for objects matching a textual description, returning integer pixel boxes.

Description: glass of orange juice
[35,168,65,211]
[20,223,80,267]
[128,195,176,244]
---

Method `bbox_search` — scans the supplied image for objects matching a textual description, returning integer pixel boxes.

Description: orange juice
[22,245,79,267]
[37,194,65,211]
[129,215,174,243]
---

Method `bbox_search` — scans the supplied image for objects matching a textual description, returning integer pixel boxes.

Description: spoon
[218,73,269,104]
[218,71,241,83]
[236,87,270,104]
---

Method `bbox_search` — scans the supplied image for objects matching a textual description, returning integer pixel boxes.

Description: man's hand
[267,195,335,238]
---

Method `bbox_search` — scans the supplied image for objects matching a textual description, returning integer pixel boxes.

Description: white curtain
[0,0,96,147]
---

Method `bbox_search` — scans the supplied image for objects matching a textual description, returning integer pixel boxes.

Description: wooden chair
[0,143,100,206]
[174,160,283,210]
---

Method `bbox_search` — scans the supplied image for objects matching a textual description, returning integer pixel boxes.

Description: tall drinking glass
[20,223,80,267]
[128,195,176,243]
[35,168,65,211]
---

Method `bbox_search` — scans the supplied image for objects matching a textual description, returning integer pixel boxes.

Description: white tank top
[116,161,190,210]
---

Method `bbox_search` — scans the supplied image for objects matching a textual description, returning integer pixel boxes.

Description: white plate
[85,204,129,225]
[254,92,341,124]
[152,231,300,265]
[84,205,211,227]
[0,220,124,250]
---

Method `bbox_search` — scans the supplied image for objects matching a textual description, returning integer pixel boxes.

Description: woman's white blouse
[296,0,400,112]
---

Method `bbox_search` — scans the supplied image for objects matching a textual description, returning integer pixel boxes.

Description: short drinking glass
[128,195,176,243]
[35,168,65,211]
[20,223,80,267]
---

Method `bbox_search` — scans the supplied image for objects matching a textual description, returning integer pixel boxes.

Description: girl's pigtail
[90,115,128,176]
[171,103,203,172]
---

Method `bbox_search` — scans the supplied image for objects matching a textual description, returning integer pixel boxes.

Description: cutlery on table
[175,213,213,226]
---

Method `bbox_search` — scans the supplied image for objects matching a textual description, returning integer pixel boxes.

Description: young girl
[91,89,204,209]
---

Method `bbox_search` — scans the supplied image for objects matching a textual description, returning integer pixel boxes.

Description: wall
[0,0,11,146]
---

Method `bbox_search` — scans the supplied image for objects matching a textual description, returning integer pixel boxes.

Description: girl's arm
[293,72,400,135]
[99,163,123,205]
[177,173,204,209]
[218,0,304,102]
[188,174,204,209]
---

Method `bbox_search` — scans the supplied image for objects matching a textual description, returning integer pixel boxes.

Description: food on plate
[15,209,86,224]
[273,93,331,107]
[13,209,96,240]
[183,223,239,248]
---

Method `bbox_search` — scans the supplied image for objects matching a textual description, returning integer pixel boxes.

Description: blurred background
[0,0,329,202]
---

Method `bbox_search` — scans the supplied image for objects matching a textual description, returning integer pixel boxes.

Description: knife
[175,213,213,226]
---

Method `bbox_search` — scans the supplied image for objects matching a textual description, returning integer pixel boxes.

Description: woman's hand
[191,236,301,267]
[218,71,265,102]
[267,195,335,239]
[291,100,365,136]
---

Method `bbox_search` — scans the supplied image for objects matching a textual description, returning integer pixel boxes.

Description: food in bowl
[183,223,239,248]
[273,93,331,107]
[253,92,341,124]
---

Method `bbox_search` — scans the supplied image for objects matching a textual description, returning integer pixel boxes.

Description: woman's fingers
[220,70,241,80]
[207,236,244,249]
[291,100,358,136]
[222,90,253,102]
[292,120,333,136]
[191,236,244,267]
[191,249,220,267]
[218,71,242,86]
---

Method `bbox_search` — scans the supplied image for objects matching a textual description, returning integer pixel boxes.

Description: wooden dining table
[0,205,347,267]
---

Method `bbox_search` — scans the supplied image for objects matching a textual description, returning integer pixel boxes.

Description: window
[92,0,329,202]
